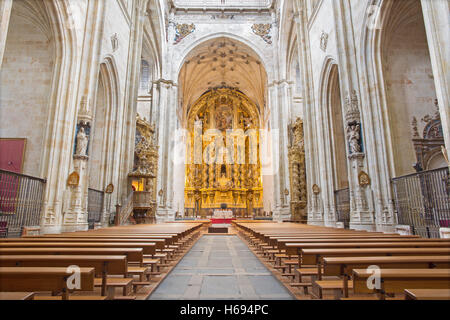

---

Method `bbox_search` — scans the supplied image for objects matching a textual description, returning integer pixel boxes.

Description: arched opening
[381,0,445,176]
[177,37,268,219]
[87,61,119,228]
[328,65,348,191]
[0,1,55,177]
[373,0,449,237]
[89,67,108,190]
[323,63,350,228]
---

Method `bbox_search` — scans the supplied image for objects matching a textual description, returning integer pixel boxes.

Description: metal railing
[335,188,350,229]
[392,167,450,238]
[0,170,46,237]
[87,188,105,229]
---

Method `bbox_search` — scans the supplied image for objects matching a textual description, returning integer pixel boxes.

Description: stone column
[155,80,178,222]
[118,0,147,201]
[293,1,324,225]
[268,82,291,221]
[0,0,12,69]
[40,0,105,234]
[332,0,376,231]
[64,122,91,232]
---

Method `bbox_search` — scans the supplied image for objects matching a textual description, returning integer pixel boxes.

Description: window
[140,60,150,92]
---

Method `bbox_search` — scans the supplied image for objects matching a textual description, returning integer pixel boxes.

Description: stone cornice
[268,79,294,87]
[153,79,178,87]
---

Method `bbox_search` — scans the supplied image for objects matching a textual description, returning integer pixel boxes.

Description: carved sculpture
[344,90,361,124]
[75,127,89,157]
[251,24,272,44]
[411,99,445,170]
[347,124,361,154]
[128,115,159,223]
[320,31,328,52]
[288,118,307,222]
[174,23,195,44]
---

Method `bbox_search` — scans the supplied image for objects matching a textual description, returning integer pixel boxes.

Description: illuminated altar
[184,88,263,217]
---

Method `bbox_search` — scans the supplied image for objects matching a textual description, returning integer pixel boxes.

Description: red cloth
[210,218,236,224]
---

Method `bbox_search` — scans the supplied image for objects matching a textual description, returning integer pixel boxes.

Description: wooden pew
[320,255,450,298]
[404,289,450,300]
[0,292,35,300]
[285,241,450,257]
[352,268,450,299]
[301,247,450,266]
[0,267,95,300]
[0,242,157,255]
[0,255,129,298]
[0,247,144,264]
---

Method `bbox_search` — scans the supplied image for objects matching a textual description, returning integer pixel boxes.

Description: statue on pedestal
[75,127,89,157]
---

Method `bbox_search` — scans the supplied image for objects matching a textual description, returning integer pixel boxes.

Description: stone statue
[76,127,89,156]
[347,124,361,154]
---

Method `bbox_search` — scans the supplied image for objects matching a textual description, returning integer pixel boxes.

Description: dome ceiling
[178,37,267,123]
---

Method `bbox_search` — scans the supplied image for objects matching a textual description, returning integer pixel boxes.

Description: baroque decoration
[251,24,272,44]
[174,23,196,45]
[344,90,363,155]
[288,118,307,221]
[358,171,371,187]
[411,99,445,171]
[128,115,159,223]
[184,88,262,218]
[67,171,80,187]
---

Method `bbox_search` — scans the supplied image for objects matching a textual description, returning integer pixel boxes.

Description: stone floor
[148,235,295,300]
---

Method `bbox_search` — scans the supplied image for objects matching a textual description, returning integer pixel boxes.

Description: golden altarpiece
[184,88,263,218]
[288,118,307,222]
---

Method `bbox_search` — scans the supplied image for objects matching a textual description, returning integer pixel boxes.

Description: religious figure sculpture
[215,172,233,192]
[75,127,89,156]
[347,124,361,154]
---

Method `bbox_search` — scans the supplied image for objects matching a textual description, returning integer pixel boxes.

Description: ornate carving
[411,99,445,170]
[111,33,119,52]
[131,115,158,177]
[214,172,233,192]
[412,117,420,138]
[358,171,371,187]
[74,124,90,158]
[288,118,307,221]
[105,184,114,194]
[251,24,272,44]
[184,88,262,213]
[67,171,80,187]
[344,90,361,124]
[320,31,328,52]
[312,184,321,195]
[346,124,362,154]
[174,23,195,45]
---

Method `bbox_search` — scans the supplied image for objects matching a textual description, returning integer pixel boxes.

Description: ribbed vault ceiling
[179,37,267,122]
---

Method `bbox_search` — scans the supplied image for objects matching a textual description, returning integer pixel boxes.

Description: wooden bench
[322,255,450,298]
[0,242,157,255]
[353,268,450,300]
[0,254,130,299]
[0,292,35,300]
[0,247,144,265]
[301,247,450,266]
[0,267,95,300]
[404,289,450,300]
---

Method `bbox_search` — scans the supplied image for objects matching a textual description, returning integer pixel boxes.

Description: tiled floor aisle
[149,235,294,300]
